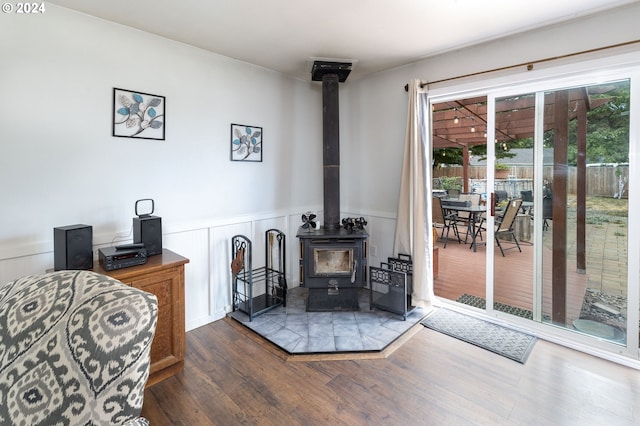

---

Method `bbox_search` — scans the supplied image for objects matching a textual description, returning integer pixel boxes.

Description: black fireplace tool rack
[231,229,287,321]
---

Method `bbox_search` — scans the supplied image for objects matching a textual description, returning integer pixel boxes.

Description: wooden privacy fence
[433,165,628,198]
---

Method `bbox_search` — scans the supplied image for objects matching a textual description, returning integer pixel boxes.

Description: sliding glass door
[430,62,639,360]
[538,81,631,345]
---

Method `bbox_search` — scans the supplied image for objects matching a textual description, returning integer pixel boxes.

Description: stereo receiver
[99,246,148,271]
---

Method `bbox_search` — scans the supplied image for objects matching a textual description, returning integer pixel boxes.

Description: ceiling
[49,0,636,81]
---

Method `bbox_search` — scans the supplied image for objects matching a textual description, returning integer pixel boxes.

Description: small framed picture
[230,123,262,162]
[113,88,165,140]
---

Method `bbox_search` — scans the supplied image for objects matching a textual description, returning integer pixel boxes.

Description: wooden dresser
[93,248,189,387]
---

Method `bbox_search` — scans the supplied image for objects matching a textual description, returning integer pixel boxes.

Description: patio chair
[432,196,460,248]
[446,188,461,199]
[495,199,523,256]
[495,190,509,205]
[520,190,533,202]
[520,190,534,215]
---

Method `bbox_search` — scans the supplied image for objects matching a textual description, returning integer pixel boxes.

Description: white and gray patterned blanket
[0,270,158,425]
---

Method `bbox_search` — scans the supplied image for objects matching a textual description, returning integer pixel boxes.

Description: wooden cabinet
[93,249,189,387]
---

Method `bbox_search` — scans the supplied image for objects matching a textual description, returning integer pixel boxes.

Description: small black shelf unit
[231,229,287,321]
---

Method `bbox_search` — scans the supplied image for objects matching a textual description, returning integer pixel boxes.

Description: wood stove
[298,227,368,311]
[297,60,368,312]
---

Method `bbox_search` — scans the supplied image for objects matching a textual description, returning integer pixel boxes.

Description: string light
[453,108,459,124]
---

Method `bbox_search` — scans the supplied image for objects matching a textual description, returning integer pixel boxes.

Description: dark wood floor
[141,317,640,425]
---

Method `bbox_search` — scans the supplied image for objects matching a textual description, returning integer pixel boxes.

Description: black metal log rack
[369,253,415,320]
[231,229,287,321]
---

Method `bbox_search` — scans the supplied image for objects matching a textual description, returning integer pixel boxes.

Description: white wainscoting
[0,209,398,332]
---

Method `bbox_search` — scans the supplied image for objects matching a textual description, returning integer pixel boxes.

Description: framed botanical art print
[113,88,165,140]
[230,123,262,162]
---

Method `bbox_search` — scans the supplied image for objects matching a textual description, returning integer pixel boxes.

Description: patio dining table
[440,200,487,252]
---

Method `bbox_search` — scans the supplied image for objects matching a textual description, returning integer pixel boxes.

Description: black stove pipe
[322,73,341,231]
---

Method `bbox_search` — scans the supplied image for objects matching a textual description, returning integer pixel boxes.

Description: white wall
[2,3,640,331]
[0,5,325,329]
[0,6,325,249]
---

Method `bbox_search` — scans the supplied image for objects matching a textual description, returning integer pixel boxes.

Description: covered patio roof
[431,87,615,149]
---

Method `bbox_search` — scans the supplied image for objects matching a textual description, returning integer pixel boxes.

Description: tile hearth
[228,286,426,354]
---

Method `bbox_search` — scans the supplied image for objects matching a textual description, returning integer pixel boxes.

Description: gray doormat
[456,293,534,319]
[421,308,537,364]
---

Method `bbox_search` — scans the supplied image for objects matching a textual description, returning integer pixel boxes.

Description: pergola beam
[576,91,588,273]
[551,90,569,325]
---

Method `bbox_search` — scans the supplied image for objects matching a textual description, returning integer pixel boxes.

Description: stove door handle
[351,260,357,283]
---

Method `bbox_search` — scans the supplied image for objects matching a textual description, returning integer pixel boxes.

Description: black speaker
[54,224,93,271]
[133,216,162,256]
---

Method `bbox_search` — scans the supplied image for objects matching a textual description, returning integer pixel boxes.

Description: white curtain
[393,79,433,307]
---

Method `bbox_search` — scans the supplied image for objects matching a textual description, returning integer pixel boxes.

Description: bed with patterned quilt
[0,270,158,425]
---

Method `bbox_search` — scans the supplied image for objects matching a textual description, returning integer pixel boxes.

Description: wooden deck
[433,232,588,326]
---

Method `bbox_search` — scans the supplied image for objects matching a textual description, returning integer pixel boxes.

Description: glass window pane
[432,97,487,306]
[542,80,630,345]
[493,93,536,319]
